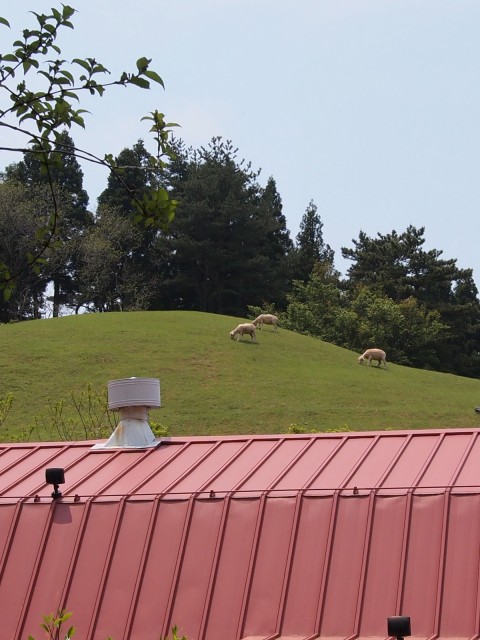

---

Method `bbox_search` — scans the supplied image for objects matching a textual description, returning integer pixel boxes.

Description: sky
[2,1,480,287]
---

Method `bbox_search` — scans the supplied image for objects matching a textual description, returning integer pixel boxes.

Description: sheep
[358,348,387,368]
[230,323,257,342]
[252,313,278,332]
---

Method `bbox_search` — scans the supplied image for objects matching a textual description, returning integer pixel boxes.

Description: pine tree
[161,138,293,315]
[341,225,480,377]
[291,200,335,282]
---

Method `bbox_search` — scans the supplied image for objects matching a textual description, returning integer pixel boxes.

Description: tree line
[2,132,480,379]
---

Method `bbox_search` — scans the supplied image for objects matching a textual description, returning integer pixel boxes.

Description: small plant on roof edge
[28,609,75,640]
[27,611,187,639]
[160,625,188,640]
[288,423,352,434]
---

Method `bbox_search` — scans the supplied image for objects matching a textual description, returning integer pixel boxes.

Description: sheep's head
[358,356,364,364]
[230,331,235,340]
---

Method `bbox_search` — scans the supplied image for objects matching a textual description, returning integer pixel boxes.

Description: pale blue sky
[3,1,480,287]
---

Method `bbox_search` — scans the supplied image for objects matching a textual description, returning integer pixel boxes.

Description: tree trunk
[53,278,60,318]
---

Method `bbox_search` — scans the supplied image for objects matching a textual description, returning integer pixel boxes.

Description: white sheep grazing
[252,313,278,332]
[230,323,257,342]
[358,348,387,368]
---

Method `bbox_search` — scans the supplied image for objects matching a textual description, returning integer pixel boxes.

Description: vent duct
[92,377,161,450]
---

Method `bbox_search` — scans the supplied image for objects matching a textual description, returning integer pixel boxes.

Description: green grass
[1,310,480,441]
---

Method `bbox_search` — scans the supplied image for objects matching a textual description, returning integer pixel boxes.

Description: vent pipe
[92,377,161,450]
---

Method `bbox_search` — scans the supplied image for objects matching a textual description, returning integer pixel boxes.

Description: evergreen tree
[291,200,335,282]
[97,140,158,215]
[341,225,480,376]
[258,176,294,307]
[160,137,293,315]
[341,227,415,301]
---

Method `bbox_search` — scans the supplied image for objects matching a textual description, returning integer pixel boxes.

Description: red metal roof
[2,428,480,640]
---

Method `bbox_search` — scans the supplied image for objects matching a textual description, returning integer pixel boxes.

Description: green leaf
[0,17,10,27]
[58,69,75,83]
[136,56,150,71]
[52,77,71,85]
[72,58,91,72]
[72,113,85,128]
[22,58,39,73]
[143,68,164,87]
[129,76,149,89]
[62,6,76,20]
[15,103,28,117]
[63,90,80,101]
[91,62,109,75]
[35,227,47,241]
[37,70,54,83]
[18,112,35,124]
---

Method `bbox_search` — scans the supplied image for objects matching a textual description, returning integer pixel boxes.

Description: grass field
[1,310,480,441]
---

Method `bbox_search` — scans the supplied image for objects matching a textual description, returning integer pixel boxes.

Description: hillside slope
[1,310,480,440]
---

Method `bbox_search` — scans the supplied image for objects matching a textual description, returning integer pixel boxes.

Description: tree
[95,140,169,311]
[0,182,51,321]
[341,225,471,306]
[259,176,294,307]
[97,140,162,215]
[0,5,177,302]
[341,227,419,301]
[5,131,92,316]
[341,226,480,376]
[160,137,293,315]
[348,287,446,367]
[291,200,335,283]
[283,271,446,368]
[283,267,345,343]
[74,206,150,313]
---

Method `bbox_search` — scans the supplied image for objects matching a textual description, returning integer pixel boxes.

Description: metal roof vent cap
[92,377,161,450]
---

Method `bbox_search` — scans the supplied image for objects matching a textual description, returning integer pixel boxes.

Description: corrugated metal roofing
[2,429,480,640]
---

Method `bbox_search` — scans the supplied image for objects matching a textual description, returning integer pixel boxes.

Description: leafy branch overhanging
[0,5,179,299]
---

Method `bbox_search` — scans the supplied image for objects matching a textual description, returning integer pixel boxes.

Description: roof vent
[92,377,161,450]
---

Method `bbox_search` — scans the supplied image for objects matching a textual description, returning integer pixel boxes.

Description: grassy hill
[1,310,480,442]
